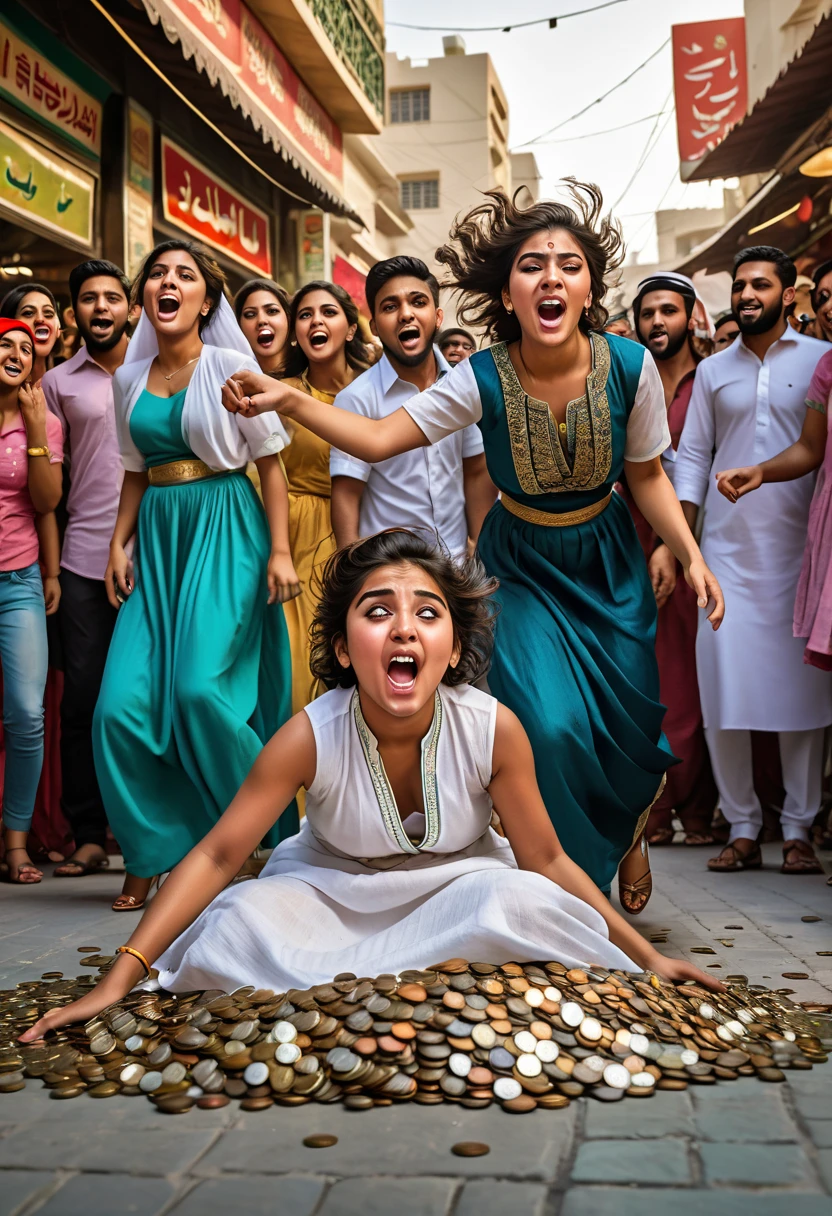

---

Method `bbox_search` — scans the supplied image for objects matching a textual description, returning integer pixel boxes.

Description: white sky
[384,0,744,265]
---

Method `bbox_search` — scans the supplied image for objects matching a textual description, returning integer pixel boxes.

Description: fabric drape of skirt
[93,472,297,877]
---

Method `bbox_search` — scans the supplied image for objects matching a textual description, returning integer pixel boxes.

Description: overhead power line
[532,112,662,144]
[512,37,670,149]
[387,0,631,33]
[611,92,674,210]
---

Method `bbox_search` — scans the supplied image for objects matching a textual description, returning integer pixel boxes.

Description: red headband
[0,317,36,343]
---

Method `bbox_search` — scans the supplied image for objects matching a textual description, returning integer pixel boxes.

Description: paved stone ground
[0,842,830,1216]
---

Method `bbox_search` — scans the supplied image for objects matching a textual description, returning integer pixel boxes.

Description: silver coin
[161,1062,186,1085]
[544,986,562,1003]
[560,1001,584,1027]
[580,1018,602,1042]
[244,1062,269,1087]
[679,1049,699,1067]
[119,1063,145,1086]
[272,1021,298,1044]
[191,1059,218,1086]
[630,1071,656,1089]
[516,1053,542,1078]
[602,1063,631,1090]
[524,988,544,1008]
[124,1035,145,1054]
[147,1043,172,1066]
[449,1053,472,1078]
[224,1040,246,1057]
[535,1040,559,1063]
[514,1031,537,1054]
[472,1024,496,1049]
[699,1003,715,1019]
[493,1076,523,1101]
[629,1033,649,1056]
[138,1070,163,1093]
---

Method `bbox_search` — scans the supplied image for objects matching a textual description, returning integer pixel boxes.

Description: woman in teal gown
[222,185,724,911]
[95,239,299,911]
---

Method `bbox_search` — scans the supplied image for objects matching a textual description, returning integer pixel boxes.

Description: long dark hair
[436,181,624,342]
[132,238,227,335]
[0,282,59,319]
[283,280,372,379]
[309,530,499,690]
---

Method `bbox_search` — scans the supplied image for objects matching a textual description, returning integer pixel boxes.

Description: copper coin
[303,1134,338,1148]
[452,1141,490,1157]
[503,1094,537,1112]
[197,1094,230,1109]
[241,1096,274,1111]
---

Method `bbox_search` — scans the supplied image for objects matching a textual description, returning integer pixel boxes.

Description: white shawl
[113,296,290,472]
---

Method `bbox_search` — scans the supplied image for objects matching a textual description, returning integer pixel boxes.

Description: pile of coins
[1,955,830,1115]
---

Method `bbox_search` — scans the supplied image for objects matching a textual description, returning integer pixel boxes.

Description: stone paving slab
[0,843,829,1215]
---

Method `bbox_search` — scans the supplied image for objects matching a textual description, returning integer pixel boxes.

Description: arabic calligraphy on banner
[166,0,343,184]
[161,137,271,275]
[672,19,748,171]
[0,118,94,247]
[124,102,154,279]
[0,18,102,158]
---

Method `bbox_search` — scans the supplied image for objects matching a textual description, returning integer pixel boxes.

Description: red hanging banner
[672,19,747,174]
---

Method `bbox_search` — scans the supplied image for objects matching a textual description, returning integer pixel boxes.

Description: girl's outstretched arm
[20,712,317,1041]
[222,370,428,464]
[488,704,725,992]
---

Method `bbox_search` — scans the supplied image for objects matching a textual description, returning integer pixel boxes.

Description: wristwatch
[26,446,50,458]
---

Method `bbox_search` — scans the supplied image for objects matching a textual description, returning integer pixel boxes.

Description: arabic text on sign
[0,23,102,156]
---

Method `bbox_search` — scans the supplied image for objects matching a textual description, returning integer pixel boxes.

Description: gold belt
[500,490,612,527]
[147,459,233,487]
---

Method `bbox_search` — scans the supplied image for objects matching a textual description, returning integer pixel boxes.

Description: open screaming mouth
[256,329,275,346]
[387,655,418,688]
[538,300,565,323]
[310,332,328,348]
[34,326,51,342]
[158,297,180,316]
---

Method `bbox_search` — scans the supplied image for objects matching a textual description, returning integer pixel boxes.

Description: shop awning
[107,0,361,220]
[685,12,832,182]
[677,170,832,275]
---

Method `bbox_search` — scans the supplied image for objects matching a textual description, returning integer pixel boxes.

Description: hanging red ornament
[797,195,814,223]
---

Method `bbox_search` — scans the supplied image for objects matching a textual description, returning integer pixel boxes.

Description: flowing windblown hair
[309,530,499,690]
[435,180,625,342]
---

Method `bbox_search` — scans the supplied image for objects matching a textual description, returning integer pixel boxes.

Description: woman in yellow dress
[279,282,372,711]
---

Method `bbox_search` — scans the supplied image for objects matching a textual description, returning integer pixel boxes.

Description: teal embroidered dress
[405,332,674,891]
[93,386,298,877]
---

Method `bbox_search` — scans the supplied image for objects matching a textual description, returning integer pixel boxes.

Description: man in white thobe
[674,245,831,875]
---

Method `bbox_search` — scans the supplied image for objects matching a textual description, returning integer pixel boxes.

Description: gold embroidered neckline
[492,332,612,495]
[352,689,443,854]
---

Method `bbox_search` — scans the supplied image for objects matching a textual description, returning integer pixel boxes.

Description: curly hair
[435,181,624,342]
[309,530,499,691]
[282,280,373,378]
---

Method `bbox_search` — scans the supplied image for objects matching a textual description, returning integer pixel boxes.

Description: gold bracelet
[115,945,152,978]
[27,446,50,458]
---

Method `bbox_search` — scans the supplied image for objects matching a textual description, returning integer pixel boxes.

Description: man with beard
[42,260,131,879]
[674,246,832,875]
[620,272,718,848]
[330,256,495,557]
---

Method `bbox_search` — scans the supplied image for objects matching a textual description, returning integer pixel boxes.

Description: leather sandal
[707,840,762,872]
[618,831,652,915]
[683,831,716,846]
[780,839,823,875]
[54,852,110,878]
[111,893,146,912]
[1,847,43,884]
[646,827,674,846]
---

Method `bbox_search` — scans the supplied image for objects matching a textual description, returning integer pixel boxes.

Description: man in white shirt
[673,245,832,875]
[330,256,495,560]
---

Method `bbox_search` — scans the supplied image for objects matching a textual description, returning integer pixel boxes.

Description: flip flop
[1,848,43,884]
[683,831,716,846]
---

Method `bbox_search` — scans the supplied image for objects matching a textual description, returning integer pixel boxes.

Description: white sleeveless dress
[156,683,635,993]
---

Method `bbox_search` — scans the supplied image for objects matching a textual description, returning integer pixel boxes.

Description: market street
[1,842,829,1216]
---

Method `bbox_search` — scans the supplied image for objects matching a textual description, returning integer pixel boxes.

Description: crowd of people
[1,183,831,986]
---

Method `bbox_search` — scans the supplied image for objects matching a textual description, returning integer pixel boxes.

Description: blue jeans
[0,563,47,832]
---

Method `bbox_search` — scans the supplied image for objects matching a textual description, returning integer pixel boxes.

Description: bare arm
[20,711,317,1041]
[715,407,827,502]
[222,370,428,464]
[104,470,148,608]
[256,453,300,604]
[462,453,498,546]
[20,383,62,512]
[35,512,61,615]
[488,705,724,990]
[625,456,723,629]
[331,475,364,549]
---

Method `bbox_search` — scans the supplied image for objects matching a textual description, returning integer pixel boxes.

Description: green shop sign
[0,119,95,247]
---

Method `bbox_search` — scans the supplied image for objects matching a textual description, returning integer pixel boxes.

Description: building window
[401,178,439,210]
[390,88,430,123]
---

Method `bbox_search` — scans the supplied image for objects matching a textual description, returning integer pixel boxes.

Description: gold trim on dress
[147,459,235,486]
[631,773,667,846]
[500,491,612,527]
[491,333,613,495]
[352,688,443,853]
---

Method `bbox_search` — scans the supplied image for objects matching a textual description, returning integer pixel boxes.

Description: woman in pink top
[0,318,64,882]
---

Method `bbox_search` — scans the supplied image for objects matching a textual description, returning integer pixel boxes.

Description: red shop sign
[166,0,343,185]
[672,19,748,168]
[161,136,272,275]
[333,255,368,317]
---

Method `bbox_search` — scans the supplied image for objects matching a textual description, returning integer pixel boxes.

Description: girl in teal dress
[222,185,725,912]
[95,239,299,911]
